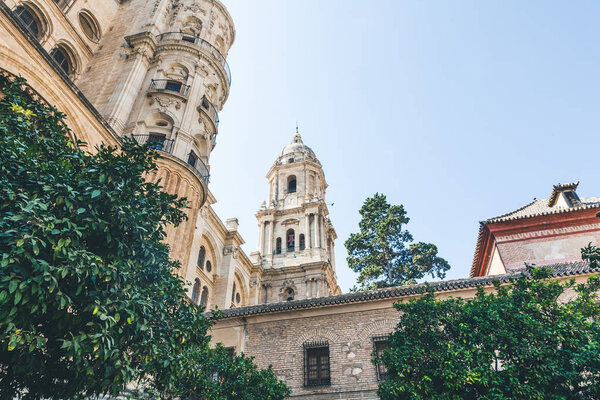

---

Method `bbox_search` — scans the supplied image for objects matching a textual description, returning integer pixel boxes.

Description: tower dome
[277,132,320,165]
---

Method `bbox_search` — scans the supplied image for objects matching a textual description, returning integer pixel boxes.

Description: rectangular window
[304,342,330,387]
[187,151,198,167]
[373,336,389,381]
[182,35,196,44]
[165,80,182,93]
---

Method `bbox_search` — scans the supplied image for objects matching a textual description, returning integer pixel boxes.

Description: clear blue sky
[209,0,600,292]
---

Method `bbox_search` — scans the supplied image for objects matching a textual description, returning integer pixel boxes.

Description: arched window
[287,229,295,252]
[50,45,76,77]
[191,279,200,304]
[78,11,100,42]
[285,287,295,301]
[197,246,205,269]
[275,237,282,254]
[287,175,297,193]
[14,5,43,39]
[200,286,208,308]
[299,234,305,250]
[205,260,212,273]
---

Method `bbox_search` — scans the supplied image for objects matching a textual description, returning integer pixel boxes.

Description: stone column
[320,215,326,249]
[105,33,156,133]
[258,221,264,254]
[304,214,310,249]
[316,213,322,248]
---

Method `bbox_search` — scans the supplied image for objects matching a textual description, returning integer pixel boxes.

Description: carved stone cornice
[223,245,239,259]
[124,32,157,64]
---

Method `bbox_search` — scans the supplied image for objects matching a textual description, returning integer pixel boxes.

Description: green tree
[0,76,288,399]
[166,344,290,400]
[345,193,450,290]
[377,266,600,400]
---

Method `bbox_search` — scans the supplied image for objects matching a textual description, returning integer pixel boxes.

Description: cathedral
[0,0,598,398]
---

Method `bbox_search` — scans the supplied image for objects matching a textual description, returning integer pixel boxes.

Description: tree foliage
[0,76,289,399]
[345,193,450,290]
[378,266,600,400]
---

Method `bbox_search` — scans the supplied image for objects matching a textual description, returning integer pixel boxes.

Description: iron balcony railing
[187,152,210,184]
[200,96,219,126]
[131,134,174,154]
[156,32,231,86]
[149,79,190,96]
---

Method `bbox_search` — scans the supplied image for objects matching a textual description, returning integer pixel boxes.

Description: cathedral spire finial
[293,121,302,144]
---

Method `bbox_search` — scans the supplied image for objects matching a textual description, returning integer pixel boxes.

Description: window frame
[191,279,200,304]
[78,10,101,42]
[304,341,331,387]
[187,150,198,167]
[197,245,206,269]
[199,285,208,308]
[286,229,295,252]
[287,175,297,193]
[13,1,51,42]
[373,335,389,381]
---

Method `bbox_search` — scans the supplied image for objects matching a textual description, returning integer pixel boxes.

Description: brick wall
[237,305,400,399]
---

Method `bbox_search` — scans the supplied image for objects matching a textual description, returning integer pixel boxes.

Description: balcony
[131,134,174,154]
[199,95,219,127]
[132,134,209,185]
[156,32,231,87]
[186,152,210,184]
[149,79,190,97]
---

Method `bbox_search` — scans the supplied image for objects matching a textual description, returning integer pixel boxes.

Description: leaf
[91,190,101,198]
[14,291,22,305]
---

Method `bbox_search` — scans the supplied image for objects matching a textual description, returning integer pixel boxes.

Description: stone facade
[0,0,255,313]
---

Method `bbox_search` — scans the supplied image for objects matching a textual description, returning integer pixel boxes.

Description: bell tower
[256,131,341,304]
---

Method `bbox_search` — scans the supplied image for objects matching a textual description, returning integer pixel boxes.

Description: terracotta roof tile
[485,197,600,224]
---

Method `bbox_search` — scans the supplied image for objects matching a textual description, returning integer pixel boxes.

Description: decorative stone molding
[149,95,181,110]
[185,3,206,15]
[199,205,210,218]
[223,245,239,259]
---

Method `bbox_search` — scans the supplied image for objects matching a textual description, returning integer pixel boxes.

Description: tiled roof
[216,261,598,319]
[485,196,600,224]
[548,181,580,207]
